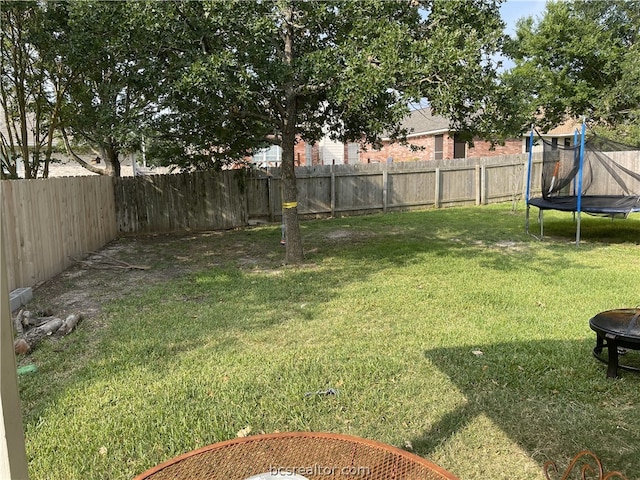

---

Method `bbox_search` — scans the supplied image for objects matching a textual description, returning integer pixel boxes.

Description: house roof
[544,117,583,137]
[380,107,450,141]
[399,108,450,137]
[399,108,582,140]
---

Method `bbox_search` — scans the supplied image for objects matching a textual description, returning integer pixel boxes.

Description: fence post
[330,162,336,217]
[475,165,481,205]
[267,167,274,222]
[481,165,487,205]
[382,162,388,213]
[0,234,29,480]
[434,167,440,208]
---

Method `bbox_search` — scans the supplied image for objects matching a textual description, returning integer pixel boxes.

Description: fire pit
[589,309,640,378]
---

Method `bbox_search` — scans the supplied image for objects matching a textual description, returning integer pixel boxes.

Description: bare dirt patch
[25,229,284,340]
[18,225,369,362]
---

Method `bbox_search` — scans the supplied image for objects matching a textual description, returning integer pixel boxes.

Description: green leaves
[504,0,640,144]
[0,0,62,178]
[145,0,508,165]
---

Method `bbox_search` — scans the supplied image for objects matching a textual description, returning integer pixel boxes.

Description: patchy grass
[18,203,640,479]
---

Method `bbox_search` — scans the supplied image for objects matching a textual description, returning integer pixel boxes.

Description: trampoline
[529,195,640,216]
[525,121,640,244]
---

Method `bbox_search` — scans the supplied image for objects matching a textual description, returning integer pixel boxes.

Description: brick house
[251,107,526,167]
[363,109,582,162]
[361,108,524,163]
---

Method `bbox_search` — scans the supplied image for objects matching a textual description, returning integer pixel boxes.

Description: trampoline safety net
[531,134,640,217]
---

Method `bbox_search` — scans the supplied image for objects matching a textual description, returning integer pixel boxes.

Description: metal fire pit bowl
[589,308,640,378]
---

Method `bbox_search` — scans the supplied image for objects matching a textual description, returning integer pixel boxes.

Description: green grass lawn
[18,203,640,479]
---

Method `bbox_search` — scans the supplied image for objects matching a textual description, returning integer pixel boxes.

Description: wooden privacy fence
[114,154,537,233]
[248,154,538,220]
[3,153,542,290]
[1,176,117,292]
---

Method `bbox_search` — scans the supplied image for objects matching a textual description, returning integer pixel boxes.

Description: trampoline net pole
[525,126,534,234]
[575,120,587,246]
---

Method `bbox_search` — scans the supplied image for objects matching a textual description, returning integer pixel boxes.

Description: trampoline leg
[538,210,544,237]
[525,205,530,234]
[576,211,581,246]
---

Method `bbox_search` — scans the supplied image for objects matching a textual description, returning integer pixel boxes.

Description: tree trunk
[18,317,63,353]
[104,140,122,177]
[59,314,81,335]
[281,127,303,263]
[280,2,304,264]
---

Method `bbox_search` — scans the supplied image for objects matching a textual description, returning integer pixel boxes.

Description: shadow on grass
[419,339,640,477]
[22,207,634,420]
[527,210,640,245]
[19,205,640,478]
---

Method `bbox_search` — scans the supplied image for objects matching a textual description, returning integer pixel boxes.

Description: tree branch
[231,109,278,125]
[293,81,332,96]
[60,128,109,176]
[174,3,211,54]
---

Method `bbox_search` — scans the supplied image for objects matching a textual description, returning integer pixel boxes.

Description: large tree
[51,1,159,176]
[503,0,640,142]
[148,0,506,263]
[0,1,64,179]
[2,1,159,178]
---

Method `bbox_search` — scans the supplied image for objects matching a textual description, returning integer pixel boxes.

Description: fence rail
[2,153,542,291]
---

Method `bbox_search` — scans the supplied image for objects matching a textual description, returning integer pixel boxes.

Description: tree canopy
[503,0,640,143]
[1,0,160,178]
[2,0,510,262]
[53,1,161,176]
[143,0,507,262]
[147,0,507,165]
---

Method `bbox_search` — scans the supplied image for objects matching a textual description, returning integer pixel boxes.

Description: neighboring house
[369,109,583,162]
[362,108,524,163]
[249,107,528,168]
[525,117,583,153]
[6,107,582,175]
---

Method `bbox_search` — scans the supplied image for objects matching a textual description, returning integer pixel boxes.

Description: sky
[500,0,547,36]
[498,0,547,70]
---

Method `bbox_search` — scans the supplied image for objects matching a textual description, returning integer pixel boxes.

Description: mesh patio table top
[133,431,460,480]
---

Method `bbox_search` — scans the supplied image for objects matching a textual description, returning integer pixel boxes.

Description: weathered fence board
[113,170,248,233]
[1,176,117,291]
[245,170,272,220]
[388,170,437,209]
[297,167,332,216]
